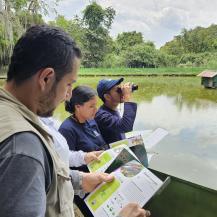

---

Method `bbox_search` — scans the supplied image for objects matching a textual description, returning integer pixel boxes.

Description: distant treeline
[1,1,217,71]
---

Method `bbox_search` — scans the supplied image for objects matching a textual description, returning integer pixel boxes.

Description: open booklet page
[126,128,169,150]
[88,145,138,173]
[87,134,148,173]
[126,128,169,162]
[109,134,148,167]
[85,155,169,217]
[105,148,140,174]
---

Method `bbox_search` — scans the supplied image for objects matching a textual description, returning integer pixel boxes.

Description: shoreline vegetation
[79,67,206,76]
[0,67,208,79]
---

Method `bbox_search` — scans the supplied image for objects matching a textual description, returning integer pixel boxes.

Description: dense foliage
[1,1,217,70]
[160,25,217,67]
[0,0,47,70]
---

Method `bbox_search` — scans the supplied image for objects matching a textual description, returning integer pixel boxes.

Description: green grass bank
[78,67,208,76]
[0,66,210,79]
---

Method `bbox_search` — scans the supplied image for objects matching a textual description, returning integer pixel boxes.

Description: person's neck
[73,112,86,123]
[4,81,38,114]
[104,101,119,111]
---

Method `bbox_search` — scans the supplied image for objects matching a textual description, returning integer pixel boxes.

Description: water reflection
[135,95,217,138]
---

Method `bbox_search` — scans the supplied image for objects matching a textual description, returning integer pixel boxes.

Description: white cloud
[47,0,217,48]
[155,7,188,30]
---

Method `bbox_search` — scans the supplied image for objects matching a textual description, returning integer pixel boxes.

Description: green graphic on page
[87,179,121,211]
[88,152,112,172]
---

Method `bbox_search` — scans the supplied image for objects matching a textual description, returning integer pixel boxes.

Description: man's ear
[38,68,55,91]
[104,93,110,101]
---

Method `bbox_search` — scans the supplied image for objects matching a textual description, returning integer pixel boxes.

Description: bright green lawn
[0,66,210,77]
[79,67,208,76]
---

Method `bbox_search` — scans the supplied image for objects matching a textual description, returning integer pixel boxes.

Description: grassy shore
[79,67,207,76]
[0,66,209,78]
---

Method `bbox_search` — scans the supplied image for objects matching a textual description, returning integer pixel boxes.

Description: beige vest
[0,88,75,217]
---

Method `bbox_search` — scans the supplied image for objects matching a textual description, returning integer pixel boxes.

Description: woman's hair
[65,85,97,114]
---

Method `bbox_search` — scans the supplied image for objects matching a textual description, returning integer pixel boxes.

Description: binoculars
[117,84,138,93]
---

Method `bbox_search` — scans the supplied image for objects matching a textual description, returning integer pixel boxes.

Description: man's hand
[81,172,114,193]
[119,82,133,102]
[84,151,103,164]
[118,203,151,217]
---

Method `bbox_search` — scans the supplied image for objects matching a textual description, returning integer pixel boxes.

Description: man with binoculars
[95,77,138,144]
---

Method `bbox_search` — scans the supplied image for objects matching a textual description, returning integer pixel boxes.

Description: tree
[49,15,84,50]
[156,52,178,67]
[116,31,143,52]
[82,1,115,67]
[160,38,184,56]
[0,0,60,69]
[83,2,115,30]
[161,24,217,55]
[123,43,157,68]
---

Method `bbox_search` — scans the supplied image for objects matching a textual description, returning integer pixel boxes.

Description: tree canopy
[160,25,217,67]
[1,1,217,70]
[0,0,56,68]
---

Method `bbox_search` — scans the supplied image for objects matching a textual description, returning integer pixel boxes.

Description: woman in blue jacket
[59,85,107,155]
[59,85,107,217]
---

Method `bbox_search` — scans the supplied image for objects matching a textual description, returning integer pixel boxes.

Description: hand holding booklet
[87,134,148,173]
[85,133,170,217]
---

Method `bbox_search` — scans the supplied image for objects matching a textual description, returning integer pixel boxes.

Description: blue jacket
[95,102,137,144]
[59,117,107,153]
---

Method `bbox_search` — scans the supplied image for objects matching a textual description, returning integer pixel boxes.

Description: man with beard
[95,78,137,144]
[0,25,150,217]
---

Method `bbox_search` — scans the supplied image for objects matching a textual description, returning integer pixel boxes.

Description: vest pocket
[57,170,74,216]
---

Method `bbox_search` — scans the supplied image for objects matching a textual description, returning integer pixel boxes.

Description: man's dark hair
[7,25,81,84]
[65,85,97,114]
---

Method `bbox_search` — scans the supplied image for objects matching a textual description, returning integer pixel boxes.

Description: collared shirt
[95,102,137,144]
[40,117,86,167]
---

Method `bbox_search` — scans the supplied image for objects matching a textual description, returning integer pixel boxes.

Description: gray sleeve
[0,154,46,217]
[70,170,85,198]
[69,150,86,167]
[0,132,52,217]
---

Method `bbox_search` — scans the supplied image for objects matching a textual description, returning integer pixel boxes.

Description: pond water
[1,76,217,189]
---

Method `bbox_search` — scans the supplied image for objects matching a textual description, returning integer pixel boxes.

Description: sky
[46,0,217,48]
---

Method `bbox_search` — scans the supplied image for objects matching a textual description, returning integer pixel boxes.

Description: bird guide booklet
[85,147,170,217]
[87,134,148,173]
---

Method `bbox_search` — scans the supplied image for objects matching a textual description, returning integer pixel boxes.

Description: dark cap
[97,77,124,100]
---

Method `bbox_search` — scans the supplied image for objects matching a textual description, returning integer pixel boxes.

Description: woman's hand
[84,150,103,164]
